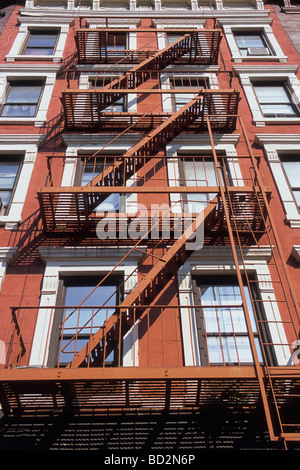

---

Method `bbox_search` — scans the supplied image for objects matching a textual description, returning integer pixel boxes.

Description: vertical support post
[206,115,276,442]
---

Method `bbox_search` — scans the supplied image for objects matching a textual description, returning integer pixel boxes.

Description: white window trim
[234,65,300,126]
[29,246,145,368]
[5,21,70,63]
[165,134,242,212]
[177,246,291,367]
[0,247,18,292]
[221,23,287,63]
[255,134,300,228]
[61,134,143,214]
[0,135,44,230]
[0,65,60,127]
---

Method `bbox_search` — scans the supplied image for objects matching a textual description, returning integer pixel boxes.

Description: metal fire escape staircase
[39,29,238,230]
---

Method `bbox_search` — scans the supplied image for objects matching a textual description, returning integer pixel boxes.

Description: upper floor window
[1,80,44,118]
[234,31,272,57]
[192,275,265,365]
[253,82,299,118]
[23,30,58,56]
[0,155,22,215]
[49,275,123,367]
[223,25,287,64]
[281,155,300,206]
[107,33,127,51]
[75,155,125,212]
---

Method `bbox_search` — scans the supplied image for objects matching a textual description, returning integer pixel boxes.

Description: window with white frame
[222,24,287,63]
[235,66,300,126]
[47,274,123,367]
[74,151,126,212]
[60,135,140,214]
[255,135,300,228]
[192,274,265,365]
[177,246,291,367]
[281,155,300,206]
[0,155,23,215]
[29,246,143,368]
[160,72,217,113]
[1,80,44,118]
[5,23,69,63]
[0,135,43,229]
[0,67,59,126]
[165,135,242,213]
[253,81,300,118]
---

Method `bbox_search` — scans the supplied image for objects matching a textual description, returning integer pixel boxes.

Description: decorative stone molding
[255,134,300,228]
[0,247,18,291]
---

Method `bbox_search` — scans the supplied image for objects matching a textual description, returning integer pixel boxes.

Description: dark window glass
[107,33,127,50]
[0,155,22,213]
[54,276,122,366]
[24,30,58,56]
[1,81,43,117]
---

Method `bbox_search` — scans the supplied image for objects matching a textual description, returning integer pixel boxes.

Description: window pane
[63,282,117,334]
[82,164,120,211]
[2,104,37,117]
[0,162,20,189]
[254,85,291,104]
[27,34,57,48]
[282,161,300,187]
[235,33,265,48]
[6,85,42,104]
[260,104,295,116]
[0,190,12,207]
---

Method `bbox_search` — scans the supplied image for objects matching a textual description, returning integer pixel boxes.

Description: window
[0,155,22,215]
[49,275,123,367]
[1,80,43,118]
[75,156,125,212]
[192,275,264,365]
[107,33,127,51]
[23,30,58,56]
[169,75,205,112]
[253,82,299,118]
[234,31,271,57]
[91,76,126,113]
[178,153,222,212]
[281,155,300,206]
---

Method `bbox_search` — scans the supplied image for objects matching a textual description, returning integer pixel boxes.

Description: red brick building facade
[0,0,299,451]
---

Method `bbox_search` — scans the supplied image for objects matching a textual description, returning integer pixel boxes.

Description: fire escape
[1,20,300,449]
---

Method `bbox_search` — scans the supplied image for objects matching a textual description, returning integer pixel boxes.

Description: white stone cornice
[0,64,61,74]
[38,246,147,262]
[186,245,273,263]
[218,17,272,25]
[255,134,300,146]
[0,247,18,264]
[17,15,74,25]
[167,134,240,146]
[62,133,143,147]
[0,134,45,146]
[233,64,299,74]
[19,8,270,20]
